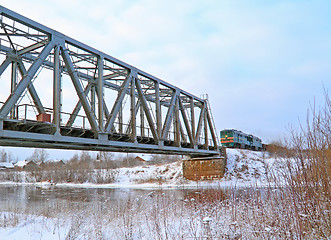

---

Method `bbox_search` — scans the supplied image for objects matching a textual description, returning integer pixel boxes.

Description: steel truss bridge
[0,6,220,157]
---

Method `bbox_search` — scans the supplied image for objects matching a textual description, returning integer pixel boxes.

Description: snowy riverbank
[0,149,284,189]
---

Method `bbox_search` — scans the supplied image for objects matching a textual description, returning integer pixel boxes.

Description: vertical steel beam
[130,78,136,141]
[97,57,104,131]
[140,104,144,137]
[190,98,196,144]
[174,98,180,146]
[53,45,61,133]
[10,60,17,119]
[0,42,54,119]
[61,47,99,133]
[155,81,161,138]
[204,110,209,149]
[10,61,17,87]
[118,103,123,134]
[91,85,96,116]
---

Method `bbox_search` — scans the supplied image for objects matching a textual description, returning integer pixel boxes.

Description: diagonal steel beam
[135,77,158,142]
[195,104,206,142]
[66,83,92,127]
[179,121,187,142]
[206,109,218,148]
[178,96,194,145]
[17,41,47,55]
[0,22,15,50]
[61,46,99,133]
[104,74,132,133]
[16,59,45,114]
[161,91,177,140]
[0,57,11,76]
[0,42,54,119]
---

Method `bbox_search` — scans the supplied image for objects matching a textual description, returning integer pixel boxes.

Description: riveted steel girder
[0,5,220,156]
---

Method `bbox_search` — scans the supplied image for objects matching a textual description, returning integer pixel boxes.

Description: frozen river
[0,184,263,210]
[0,185,214,209]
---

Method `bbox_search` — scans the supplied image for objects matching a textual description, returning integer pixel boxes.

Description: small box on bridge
[37,113,51,123]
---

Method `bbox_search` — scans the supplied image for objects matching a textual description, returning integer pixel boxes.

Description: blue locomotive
[220,129,263,151]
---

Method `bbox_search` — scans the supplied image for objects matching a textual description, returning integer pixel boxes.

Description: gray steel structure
[0,6,220,157]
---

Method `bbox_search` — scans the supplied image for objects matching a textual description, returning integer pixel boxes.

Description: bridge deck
[0,119,218,156]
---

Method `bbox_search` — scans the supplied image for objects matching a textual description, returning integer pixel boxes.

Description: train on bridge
[220,129,263,151]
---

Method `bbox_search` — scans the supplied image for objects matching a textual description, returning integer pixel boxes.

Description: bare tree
[98,152,115,162]
[0,149,7,162]
[26,148,49,164]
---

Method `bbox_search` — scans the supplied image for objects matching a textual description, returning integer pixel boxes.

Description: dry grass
[265,92,331,239]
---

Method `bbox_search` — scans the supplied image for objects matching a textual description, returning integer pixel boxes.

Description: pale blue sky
[1,0,331,159]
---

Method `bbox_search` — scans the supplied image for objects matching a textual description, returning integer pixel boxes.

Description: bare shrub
[266,140,289,158]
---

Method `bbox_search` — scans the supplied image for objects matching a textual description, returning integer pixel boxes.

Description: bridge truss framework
[0,6,220,157]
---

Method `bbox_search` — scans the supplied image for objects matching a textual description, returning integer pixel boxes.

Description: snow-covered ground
[111,148,282,189]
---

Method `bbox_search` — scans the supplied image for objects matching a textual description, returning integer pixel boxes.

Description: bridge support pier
[182,148,227,180]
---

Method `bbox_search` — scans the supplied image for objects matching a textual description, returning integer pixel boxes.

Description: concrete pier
[182,149,227,180]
